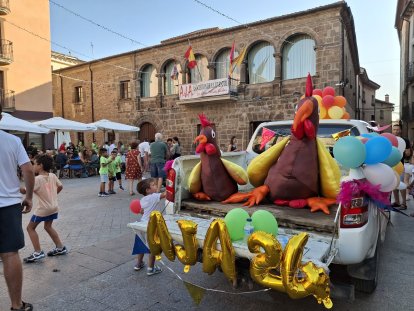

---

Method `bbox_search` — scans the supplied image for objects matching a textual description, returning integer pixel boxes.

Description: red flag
[229,41,235,65]
[260,127,276,150]
[185,46,197,69]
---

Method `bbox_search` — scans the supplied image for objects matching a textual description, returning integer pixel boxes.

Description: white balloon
[381,173,398,192]
[363,163,396,192]
[397,136,406,156]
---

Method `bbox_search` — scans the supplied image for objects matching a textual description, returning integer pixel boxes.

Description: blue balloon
[333,136,366,169]
[361,133,376,139]
[364,136,392,165]
[382,146,403,167]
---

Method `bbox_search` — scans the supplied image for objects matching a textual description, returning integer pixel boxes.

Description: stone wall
[53,2,360,154]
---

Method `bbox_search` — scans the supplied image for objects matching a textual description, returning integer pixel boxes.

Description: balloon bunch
[304,86,350,119]
[333,132,406,192]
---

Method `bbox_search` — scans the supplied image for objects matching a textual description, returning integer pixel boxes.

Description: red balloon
[381,133,398,147]
[322,86,335,97]
[312,89,323,97]
[322,95,335,108]
[130,199,142,214]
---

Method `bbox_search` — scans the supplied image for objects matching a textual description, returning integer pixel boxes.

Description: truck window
[252,124,361,155]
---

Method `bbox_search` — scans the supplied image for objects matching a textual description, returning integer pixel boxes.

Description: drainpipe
[89,64,95,140]
[59,74,64,118]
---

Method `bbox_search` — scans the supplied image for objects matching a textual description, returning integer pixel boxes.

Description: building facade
[0,0,53,146]
[53,2,361,153]
[358,67,380,122]
[396,0,414,139]
[51,51,84,71]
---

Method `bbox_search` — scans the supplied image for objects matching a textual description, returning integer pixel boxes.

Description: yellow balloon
[313,95,322,107]
[248,231,284,292]
[328,106,344,119]
[281,233,332,308]
[319,106,327,119]
[393,162,404,176]
[147,211,175,261]
[202,219,236,284]
[175,220,199,273]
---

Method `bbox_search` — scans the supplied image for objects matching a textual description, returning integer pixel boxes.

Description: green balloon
[224,208,250,241]
[251,210,278,236]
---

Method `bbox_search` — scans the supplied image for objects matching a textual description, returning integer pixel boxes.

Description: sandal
[391,202,400,208]
[130,192,136,196]
[11,301,33,311]
[399,204,408,210]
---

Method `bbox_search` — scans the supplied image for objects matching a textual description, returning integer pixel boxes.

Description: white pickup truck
[129,119,390,296]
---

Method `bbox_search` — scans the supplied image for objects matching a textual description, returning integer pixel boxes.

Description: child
[113,148,125,190]
[133,178,166,275]
[22,154,67,263]
[108,150,117,194]
[98,148,112,197]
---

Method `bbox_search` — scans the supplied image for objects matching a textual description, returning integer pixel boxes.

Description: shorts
[100,174,109,183]
[116,172,122,180]
[0,203,24,253]
[108,176,116,182]
[31,213,58,223]
[150,162,166,179]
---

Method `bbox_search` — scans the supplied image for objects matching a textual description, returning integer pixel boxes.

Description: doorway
[139,122,156,142]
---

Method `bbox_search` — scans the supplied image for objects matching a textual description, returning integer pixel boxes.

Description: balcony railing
[0,0,10,15]
[0,39,13,65]
[0,89,15,110]
[407,62,414,83]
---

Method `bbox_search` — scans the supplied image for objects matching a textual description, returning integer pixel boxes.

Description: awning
[34,117,97,132]
[89,119,139,132]
[0,113,50,134]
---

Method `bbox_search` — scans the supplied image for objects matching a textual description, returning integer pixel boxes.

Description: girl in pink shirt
[21,154,67,263]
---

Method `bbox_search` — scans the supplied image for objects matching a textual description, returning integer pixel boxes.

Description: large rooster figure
[187,114,248,201]
[223,74,341,214]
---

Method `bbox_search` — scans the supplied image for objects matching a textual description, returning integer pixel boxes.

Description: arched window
[190,54,208,83]
[215,49,240,80]
[140,64,156,97]
[282,34,316,80]
[164,61,180,95]
[247,42,275,84]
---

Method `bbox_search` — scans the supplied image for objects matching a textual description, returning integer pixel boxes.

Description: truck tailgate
[180,199,337,234]
[128,214,333,269]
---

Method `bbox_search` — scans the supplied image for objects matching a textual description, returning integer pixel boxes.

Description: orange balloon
[342,112,350,119]
[393,162,404,176]
[334,96,347,108]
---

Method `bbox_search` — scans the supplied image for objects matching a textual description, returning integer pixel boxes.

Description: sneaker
[98,193,103,197]
[101,192,109,197]
[134,262,145,271]
[119,186,125,191]
[47,246,68,257]
[109,190,116,194]
[11,301,33,311]
[147,265,162,276]
[23,251,45,263]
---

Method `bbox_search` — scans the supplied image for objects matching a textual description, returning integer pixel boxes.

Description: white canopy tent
[0,112,50,134]
[34,117,97,149]
[89,119,140,132]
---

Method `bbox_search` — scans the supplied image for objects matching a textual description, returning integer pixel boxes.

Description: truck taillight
[166,168,176,202]
[340,196,369,228]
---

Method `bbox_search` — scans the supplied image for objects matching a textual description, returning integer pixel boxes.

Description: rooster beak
[292,99,314,131]
[194,135,207,145]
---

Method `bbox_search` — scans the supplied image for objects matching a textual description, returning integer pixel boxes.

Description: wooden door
[139,122,156,142]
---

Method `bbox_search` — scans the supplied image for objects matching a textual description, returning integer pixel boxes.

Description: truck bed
[180,199,338,234]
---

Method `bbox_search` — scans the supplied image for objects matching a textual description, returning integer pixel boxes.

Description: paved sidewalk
[0,176,413,310]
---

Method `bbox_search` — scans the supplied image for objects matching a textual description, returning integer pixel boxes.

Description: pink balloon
[380,133,398,147]
[322,86,335,97]
[130,199,142,214]
[312,89,323,97]
[322,95,335,108]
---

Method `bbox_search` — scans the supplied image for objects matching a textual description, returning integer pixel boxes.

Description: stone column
[182,68,188,84]
[274,53,281,80]
[156,73,165,96]
[207,64,216,80]
[239,61,247,84]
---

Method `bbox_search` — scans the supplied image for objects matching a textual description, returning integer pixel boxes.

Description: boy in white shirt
[133,178,166,275]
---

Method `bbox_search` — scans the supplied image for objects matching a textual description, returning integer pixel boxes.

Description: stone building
[0,0,53,147]
[396,0,414,139]
[51,51,84,71]
[53,2,361,153]
[358,67,380,122]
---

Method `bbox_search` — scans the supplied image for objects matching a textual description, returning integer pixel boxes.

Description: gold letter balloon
[146,211,175,261]
[174,220,199,273]
[202,219,236,284]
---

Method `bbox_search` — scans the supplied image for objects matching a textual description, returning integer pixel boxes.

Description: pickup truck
[129,119,390,297]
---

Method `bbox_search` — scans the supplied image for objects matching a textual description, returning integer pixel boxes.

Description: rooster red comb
[305,73,313,97]
[198,113,212,127]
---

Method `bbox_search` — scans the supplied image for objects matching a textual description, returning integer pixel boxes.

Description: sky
[49,0,400,118]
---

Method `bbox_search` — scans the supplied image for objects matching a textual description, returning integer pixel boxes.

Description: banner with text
[179,78,230,100]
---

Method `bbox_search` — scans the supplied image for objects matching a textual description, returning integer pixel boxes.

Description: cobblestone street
[0,176,413,310]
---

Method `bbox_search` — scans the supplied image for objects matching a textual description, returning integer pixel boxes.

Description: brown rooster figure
[223,74,340,214]
[187,114,248,201]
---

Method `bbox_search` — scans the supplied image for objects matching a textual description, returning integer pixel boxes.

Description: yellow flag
[229,47,247,76]
[332,129,351,141]
[183,281,206,305]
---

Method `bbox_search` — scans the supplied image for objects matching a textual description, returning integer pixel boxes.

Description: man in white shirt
[108,140,116,154]
[0,105,35,311]
[139,139,150,172]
